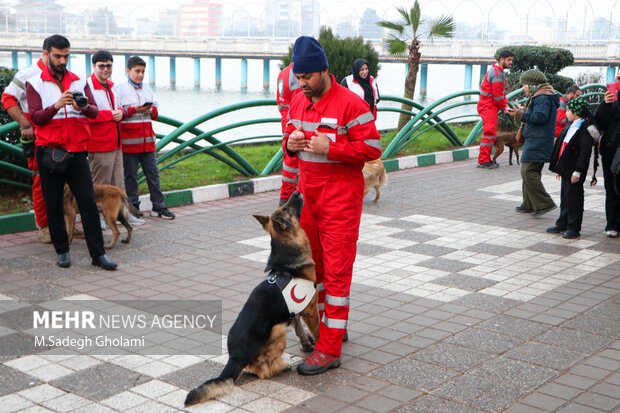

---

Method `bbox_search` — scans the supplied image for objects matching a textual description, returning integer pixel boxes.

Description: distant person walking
[341,58,380,119]
[514,69,559,217]
[477,49,515,169]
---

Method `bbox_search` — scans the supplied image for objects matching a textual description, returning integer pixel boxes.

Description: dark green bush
[281,27,381,84]
[495,45,574,75]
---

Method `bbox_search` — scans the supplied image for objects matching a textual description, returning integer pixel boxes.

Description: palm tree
[378,2,454,130]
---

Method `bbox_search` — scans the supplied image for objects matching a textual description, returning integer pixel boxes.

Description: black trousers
[555,174,585,232]
[36,147,105,258]
[601,146,620,232]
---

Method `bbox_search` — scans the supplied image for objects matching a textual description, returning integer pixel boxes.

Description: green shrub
[495,45,574,75]
[280,27,381,84]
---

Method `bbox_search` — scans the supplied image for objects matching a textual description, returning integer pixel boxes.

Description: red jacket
[115,80,158,153]
[276,63,301,132]
[480,63,508,110]
[26,67,98,152]
[555,96,568,137]
[87,74,123,152]
[1,58,46,116]
[283,74,381,178]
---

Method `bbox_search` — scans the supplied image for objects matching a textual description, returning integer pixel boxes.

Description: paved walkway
[0,157,618,413]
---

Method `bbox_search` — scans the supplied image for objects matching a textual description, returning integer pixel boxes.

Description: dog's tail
[120,192,140,217]
[379,167,388,188]
[184,359,241,406]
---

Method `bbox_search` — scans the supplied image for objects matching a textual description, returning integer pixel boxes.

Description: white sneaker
[100,219,107,230]
[606,230,619,238]
[128,215,146,226]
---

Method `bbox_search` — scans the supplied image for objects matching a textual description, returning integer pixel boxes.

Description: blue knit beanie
[292,36,328,74]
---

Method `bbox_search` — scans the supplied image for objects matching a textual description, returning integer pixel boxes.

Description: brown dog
[185,191,319,406]
[493,132,522,166]
[64,184,137,249]
[363,159,388,202]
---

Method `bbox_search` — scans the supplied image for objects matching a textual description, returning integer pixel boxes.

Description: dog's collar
[266,271,316,316]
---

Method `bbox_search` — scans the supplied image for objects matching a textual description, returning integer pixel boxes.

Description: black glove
[20,136,35,159]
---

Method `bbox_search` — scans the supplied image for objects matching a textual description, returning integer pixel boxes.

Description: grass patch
[0,185,32,215]
[1,124,476,214]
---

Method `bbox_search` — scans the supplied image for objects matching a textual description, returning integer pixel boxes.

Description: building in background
[300,0,319,36]
[358,8,381,40]
[179,0,222,37]
[156,9,179,36]
[13,0,65,34]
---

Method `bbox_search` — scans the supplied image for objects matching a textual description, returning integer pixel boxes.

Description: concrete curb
[1,146,480,234]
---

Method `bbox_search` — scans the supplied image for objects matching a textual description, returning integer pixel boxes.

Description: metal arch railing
[0,84,608,190]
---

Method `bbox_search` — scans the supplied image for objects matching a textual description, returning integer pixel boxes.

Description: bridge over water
[2,34,619,91]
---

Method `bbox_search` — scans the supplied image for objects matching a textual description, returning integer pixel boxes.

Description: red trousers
[477,98,499,164]
[299,172,363,357]
[28,157,47,228]
[280,151,298,203]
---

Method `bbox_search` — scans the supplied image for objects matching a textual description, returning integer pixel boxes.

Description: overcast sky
[18,0,620,41]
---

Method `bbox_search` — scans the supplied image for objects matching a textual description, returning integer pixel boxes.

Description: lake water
[1,52,606,144]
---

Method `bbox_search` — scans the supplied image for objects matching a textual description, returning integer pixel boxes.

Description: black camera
[72,91,88,108]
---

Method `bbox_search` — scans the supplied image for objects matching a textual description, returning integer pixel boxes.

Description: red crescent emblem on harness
[290,284,306,303]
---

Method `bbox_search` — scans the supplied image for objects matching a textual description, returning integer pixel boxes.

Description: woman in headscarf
[341,58,380,119]
[513,69,560,217]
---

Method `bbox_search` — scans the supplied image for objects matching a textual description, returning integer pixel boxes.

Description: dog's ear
[253,215,270,229]
[272,213,292,231]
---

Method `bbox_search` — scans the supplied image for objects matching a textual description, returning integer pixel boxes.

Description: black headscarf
[351,58,374,113]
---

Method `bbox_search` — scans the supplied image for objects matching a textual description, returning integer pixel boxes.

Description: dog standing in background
[493,132,522,166]
[64,184,137,249]
[363,159,388,202]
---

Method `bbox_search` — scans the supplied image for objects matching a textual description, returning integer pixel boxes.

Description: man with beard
[284,36,381,374]
[26,35,117,270]
[477,49,515,169]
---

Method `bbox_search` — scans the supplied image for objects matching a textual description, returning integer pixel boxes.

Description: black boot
[92,255,118,270]
[56,252,71,268]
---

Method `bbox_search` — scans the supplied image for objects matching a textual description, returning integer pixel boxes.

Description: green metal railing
[0,84,606,190]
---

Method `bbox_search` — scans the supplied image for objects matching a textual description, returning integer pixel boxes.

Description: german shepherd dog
[493,132,522,166]
[184,191,319,407]
[64,184,137,249]
[363,159,388,202]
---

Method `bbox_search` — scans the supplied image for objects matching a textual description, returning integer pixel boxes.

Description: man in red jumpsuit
[477,49,515,169]
[1,40,50,243]
[284,36,382,375]
[276,62,301,205]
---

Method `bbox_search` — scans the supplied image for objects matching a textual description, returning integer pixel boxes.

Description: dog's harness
[266,271,316,317]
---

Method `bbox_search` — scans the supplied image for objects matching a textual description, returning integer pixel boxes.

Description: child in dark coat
[547,97,598,239]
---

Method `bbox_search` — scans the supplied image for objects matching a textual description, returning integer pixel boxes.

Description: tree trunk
[397,39,421,131]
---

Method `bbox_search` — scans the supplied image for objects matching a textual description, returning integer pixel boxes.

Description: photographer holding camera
[25,34,117,270]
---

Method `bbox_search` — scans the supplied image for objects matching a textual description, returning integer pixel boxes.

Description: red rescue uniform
[555,96,568,138]
[1,59,48,228]
[277,63,302,204]
[477,63,508,164]
[284,74,381,357]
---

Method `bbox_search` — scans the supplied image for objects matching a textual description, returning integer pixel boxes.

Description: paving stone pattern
[0,158,618,412]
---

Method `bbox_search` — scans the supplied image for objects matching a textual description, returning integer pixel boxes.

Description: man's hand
[72,100,87,112]
[112,109,123,122]
[286,125,307,152]
[134,105,152,114]
[604,91,617,104]
[305,132,330,155]
[54,90,74,110]
[20,125,34,140]
[571,175,580,184]
[504,107,516,116]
